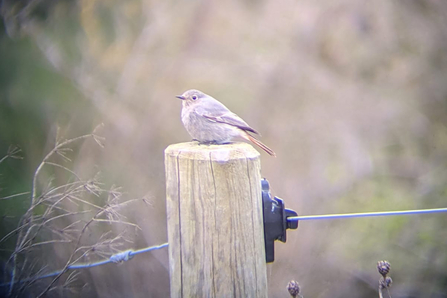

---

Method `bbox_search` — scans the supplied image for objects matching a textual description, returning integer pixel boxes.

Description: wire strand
[288,208,447,221]
[4,208,447,288]
[0,243,168,287]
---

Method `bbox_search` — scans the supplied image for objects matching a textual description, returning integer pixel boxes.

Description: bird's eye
[192,95,198,100]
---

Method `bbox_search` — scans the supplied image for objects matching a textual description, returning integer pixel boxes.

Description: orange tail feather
[245,133,276,157]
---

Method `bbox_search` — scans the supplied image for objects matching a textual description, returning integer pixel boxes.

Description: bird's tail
[244,133,276,157]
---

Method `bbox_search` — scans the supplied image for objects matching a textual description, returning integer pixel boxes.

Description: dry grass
[2,128,145,297]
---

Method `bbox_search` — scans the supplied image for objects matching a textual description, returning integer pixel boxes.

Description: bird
[176,89,276,156]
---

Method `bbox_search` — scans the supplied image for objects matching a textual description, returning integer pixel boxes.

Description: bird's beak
[176,95,185,100]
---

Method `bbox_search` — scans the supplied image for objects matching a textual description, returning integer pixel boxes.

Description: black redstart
[176,89,276,157]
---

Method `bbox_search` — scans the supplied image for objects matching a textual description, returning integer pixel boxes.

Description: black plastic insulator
[261,178,298,263]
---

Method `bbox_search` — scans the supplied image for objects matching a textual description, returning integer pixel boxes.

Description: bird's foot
[196,140,222,145]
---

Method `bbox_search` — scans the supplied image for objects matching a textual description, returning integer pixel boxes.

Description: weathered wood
[165,142,267,298]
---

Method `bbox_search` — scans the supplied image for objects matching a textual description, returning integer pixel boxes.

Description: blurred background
[1,0,447,297]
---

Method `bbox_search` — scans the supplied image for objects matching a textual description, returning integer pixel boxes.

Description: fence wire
[1,243,168,288]
[2,207,447,288]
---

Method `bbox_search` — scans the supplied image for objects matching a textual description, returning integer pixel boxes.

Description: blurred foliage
[1,0,447,297]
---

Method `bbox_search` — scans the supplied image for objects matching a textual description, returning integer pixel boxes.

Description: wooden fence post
[165,142,268,298]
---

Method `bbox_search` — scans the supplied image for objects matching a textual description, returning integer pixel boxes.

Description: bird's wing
[193,96,260,135]
[202,111,259,135]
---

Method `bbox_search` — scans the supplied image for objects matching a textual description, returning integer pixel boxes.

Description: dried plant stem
[9,129,104,295]
[31,132,102,207]
[5,127,141,296]
[35,198,136,297]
